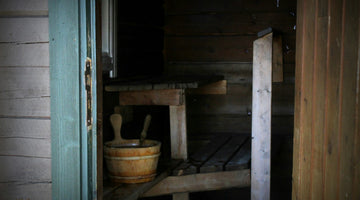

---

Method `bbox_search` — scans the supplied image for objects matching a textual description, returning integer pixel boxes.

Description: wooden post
[169,90,188,160]
[251,33,272,200]
[169,89,188,200]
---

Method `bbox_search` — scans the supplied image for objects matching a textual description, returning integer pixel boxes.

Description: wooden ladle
[109,114,124,144]
[140,115,152,146]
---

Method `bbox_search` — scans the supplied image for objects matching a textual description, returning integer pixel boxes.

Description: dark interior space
[101,0,296,199]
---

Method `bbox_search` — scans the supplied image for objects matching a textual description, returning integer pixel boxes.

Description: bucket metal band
[104,153,160,161]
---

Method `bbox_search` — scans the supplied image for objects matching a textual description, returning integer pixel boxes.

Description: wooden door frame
[49,0,98,199]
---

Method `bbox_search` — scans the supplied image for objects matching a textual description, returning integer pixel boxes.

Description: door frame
[49,0,98,199]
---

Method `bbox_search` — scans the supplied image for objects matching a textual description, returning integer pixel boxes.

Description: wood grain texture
[225,138,251,171]
[165,35,295,63]
[200,136,247,173]
[251,33,272,200]
[0,18,49,43]
[170,102,188,160]
[119,89,183,106]
[143,169,251,197]
[0,156,51,182]
[0,118,50,138]
[167,62,295,84]
[0,67,49,99]
[0,182,51,200]
[0,43,49,67]
[0,0,48,17]
[292,0,360,199]
[0,97,50,118]
[0,137,50,157]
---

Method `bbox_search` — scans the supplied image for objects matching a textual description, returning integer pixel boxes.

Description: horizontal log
[167,62,295,83]
[0,43,49,67]
[118,89,184,106]
[187,115,294,135]
[0,156,51,182]
[0,182,51,200]
[165,0,296,15]
[165,35,295,63]
[0,0,48,17]
[186,84,294,115]
[0,118,50,138]
[165,13,296,36]
[0,67,49,99]
[142,169,251,197]
[186,80,227,95]
[0,18,49,43]
[0,97,50,118]
[0,137,50,157]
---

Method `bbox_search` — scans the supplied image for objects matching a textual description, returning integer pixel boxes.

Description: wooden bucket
[104,139,161,183]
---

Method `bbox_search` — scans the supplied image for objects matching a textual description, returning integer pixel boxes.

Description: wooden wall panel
[292,0,360,199]
[0,183,51,200]
[0,18,49,42]
[0,0,51,198]
[164,0,296,141]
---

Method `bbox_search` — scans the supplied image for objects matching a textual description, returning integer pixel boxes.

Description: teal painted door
[49,0,98,199]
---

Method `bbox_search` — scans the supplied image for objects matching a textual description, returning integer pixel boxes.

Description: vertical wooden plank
[272,35,283,82]
[338,0,359,198]
[354,14,360,198]
[323,0,343,199]
[310,0,329,199]
[49,0,81,199]
[292,0,305,198]
[251,33,272,200]
[169,90,188,160]
[169,90,188,200]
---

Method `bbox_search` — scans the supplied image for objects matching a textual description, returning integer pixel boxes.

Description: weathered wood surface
[173,135,231,175]
[170,102,188,160]
[188,115,293,135]
[0,156,51,182]
[0,182,51,200]
[200,136,247,173]
[143,169,251,197]
[292,0,360,199]
[0,137,50,158]
[0,18,49,43]
[167,62,295,84]
[251,33,272,200]
[225,138,251,171]
[119,89,183,106]
[0,43,49,67]
[0,97,50,118]
[0,0,48,17]
[165,35,295,63]
[105,75,224,92]
[186,80,227,95]
[0,118,50,138]
[0,67,49,99]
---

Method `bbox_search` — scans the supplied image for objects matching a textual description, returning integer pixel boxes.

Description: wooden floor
[172,134,250,176]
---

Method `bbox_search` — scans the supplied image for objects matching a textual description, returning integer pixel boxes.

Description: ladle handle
[140,115,151,143]
[110,114,124,143]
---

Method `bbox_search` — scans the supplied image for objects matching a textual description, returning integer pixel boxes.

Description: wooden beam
[251,33,272,200]
[142,169,251,197]
[169,94,188,160]
[119,89,183,106]
[186,80,227,95]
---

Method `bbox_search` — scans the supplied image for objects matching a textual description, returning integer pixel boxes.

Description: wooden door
[293,0,360,199]
[49,0,98,199]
